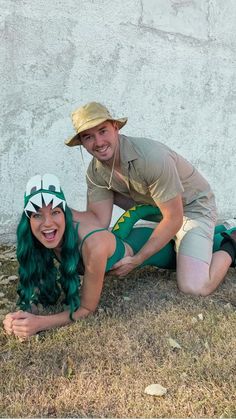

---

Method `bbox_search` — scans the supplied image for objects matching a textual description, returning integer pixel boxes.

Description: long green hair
[16,205,81,320]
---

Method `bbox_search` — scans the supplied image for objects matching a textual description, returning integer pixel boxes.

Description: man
[65,101,236,296]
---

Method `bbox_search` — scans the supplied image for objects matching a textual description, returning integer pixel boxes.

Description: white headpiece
[24,174,66,218]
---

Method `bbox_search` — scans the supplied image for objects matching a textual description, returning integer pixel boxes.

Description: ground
[0,245,235,418]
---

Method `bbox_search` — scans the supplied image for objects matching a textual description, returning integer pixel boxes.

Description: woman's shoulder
[78,222,107,238]
[78,223,114,254]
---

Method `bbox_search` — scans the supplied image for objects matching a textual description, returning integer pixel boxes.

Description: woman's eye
[32,213,41,219]
[52,210,61,216]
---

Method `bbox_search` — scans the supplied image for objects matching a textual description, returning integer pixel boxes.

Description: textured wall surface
[0,0,236,243]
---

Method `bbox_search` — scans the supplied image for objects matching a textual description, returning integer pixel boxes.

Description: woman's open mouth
[42,229,57,241]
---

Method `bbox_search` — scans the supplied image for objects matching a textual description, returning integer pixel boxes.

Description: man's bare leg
[177,250,233,296]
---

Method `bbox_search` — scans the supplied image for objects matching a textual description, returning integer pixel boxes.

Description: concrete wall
[0,0,236,243]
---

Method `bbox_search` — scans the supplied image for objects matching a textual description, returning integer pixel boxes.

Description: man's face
[79,121,119,163]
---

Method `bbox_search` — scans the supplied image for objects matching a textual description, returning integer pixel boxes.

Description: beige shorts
[175,193,217,264]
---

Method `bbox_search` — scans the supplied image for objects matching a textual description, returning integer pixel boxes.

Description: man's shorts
[175,192,217,264]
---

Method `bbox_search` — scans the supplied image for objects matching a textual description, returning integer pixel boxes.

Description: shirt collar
[119,134,139,165]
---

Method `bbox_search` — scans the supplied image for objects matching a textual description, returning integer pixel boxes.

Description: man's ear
[112,121,119,131]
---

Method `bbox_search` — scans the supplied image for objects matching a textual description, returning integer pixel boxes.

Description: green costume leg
[124,227,176,269]
[124,225,236,270]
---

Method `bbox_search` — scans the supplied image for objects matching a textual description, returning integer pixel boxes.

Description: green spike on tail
[112,205,162,239]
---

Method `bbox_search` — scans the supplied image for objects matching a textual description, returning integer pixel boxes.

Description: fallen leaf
[0,309,8,315]
[168,337,181,349]
[61,356,75,379]
[144,383,167,396]
[0,275,18,285]
[0,298,11,305]
[0,254,17,261]
[97,307,104,313]
[2,246,16,254]
[7,275,18,281]
[0,279,11,285]
[204,341,210,351]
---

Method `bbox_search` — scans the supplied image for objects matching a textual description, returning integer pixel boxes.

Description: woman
[3,174,176,340]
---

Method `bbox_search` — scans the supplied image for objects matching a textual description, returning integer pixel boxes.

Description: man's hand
[110,256,139,277]
[6,311,41,340]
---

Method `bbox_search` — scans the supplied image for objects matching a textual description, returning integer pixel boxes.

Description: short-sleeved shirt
[86,134,213,211]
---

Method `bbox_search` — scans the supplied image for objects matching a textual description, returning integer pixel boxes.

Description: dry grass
[0,246,236,418]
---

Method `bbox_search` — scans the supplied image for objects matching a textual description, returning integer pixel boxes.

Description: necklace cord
[80,143,118,190]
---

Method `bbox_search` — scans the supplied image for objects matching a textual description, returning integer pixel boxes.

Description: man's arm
[111,195,183,276]
[71,198,114,228]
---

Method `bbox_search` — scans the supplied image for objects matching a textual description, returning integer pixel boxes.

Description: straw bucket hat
[65,102,128,147]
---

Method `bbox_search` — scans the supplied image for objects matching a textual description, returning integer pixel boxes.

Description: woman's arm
[3,305,91,340]
[3,231,115,339]
[74,231,113,317]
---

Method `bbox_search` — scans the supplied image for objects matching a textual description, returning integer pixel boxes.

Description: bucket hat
[65,102,127,147]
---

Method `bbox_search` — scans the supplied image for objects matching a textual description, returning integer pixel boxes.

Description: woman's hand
[3,312,15,335]
[4,311,41,340]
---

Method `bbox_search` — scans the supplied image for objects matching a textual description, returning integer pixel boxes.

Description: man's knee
[178,277,211,297]
[177,255,212,296]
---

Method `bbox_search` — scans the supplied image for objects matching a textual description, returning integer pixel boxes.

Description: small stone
[123,296,131,301]
[168,337,181,349]
[144,383,167,397]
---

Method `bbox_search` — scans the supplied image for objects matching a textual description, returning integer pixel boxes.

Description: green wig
[17,174,81,320]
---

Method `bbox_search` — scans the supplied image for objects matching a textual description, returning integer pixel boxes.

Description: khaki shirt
[86,135,213,209]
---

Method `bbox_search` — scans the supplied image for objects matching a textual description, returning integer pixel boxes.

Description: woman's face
[30,204,65,249]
